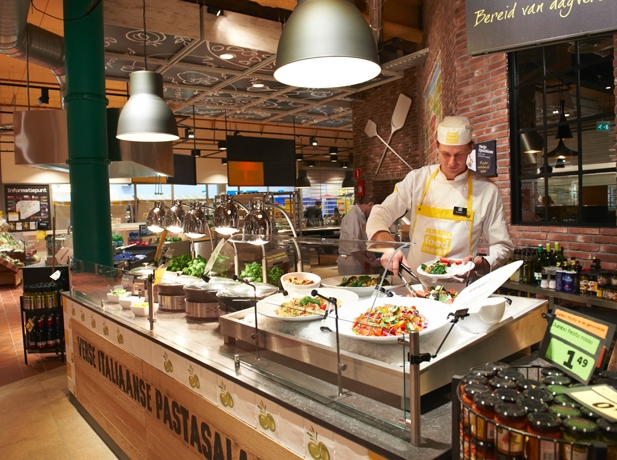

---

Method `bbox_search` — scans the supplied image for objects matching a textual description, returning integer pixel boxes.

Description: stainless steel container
[185,300,219,322]
[183,277,236,321]
[158,294,186,311]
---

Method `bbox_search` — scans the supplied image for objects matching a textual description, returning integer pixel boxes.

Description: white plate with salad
[256,288,359,321]
[416,258,474,281]
[325,296,451,343]
[321,274,404,297]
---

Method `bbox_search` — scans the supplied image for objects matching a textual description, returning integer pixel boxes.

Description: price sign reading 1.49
[540,308,615,385]
[545,337,596,382]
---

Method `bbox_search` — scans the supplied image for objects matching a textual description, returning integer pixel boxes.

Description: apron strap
[411,167,440,238]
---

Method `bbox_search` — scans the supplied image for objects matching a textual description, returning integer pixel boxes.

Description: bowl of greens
[107,288,130,303]
[239,262,286,287]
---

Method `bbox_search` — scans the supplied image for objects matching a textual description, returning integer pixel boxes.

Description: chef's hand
[370,231,404,275]
[456,255,489,279]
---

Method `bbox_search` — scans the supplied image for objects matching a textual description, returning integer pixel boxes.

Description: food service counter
[62,275,547,459]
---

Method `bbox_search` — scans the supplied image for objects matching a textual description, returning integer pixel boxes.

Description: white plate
[256,288,359,321]
[325,296,452,343]
[416,260,474,280]
[321,275,404,297]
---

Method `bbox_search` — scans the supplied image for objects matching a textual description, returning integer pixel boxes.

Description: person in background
[304,199,324,227]
[337,197,382,275]
[366,116,514,276]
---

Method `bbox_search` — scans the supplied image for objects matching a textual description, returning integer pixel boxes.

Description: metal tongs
[398,262,430,292]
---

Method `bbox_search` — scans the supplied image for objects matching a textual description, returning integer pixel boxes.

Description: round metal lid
[217,282,278,299]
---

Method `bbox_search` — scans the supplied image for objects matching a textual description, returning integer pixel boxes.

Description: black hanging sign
[474,140,497,177]
[466,0,617,55]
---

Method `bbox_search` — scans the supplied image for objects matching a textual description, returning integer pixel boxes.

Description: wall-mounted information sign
[540,308,615,384]
[3,184,50,232]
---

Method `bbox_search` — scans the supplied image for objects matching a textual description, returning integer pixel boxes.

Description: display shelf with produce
[20,282,64,364]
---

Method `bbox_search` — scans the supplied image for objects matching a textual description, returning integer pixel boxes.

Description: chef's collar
[436,166,469,182]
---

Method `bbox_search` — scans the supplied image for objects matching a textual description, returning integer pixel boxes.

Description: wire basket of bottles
[454,363,617,460]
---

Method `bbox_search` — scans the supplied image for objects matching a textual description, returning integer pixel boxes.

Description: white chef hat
[437,116,473,145]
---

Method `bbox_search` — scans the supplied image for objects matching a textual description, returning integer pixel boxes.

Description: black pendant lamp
[274,0,381,88]
[521,129,543,154]
[218,115,228,151]
[116,0,178,142]
[342,170,354,189]
[296,169,311,188]
[556,99,573,140]
[547,100,577,160]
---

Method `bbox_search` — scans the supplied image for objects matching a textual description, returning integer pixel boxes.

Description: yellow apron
[409,168,474,265]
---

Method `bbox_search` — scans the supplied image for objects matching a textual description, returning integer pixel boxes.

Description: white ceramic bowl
[131,302,158,317]
[107,291,130,303]
[459,296,506,334]
[119,296,141,310]
[281,272,321,295]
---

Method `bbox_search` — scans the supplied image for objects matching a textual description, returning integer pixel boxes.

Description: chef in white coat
[366,116,514,276]
[337,197,381,275]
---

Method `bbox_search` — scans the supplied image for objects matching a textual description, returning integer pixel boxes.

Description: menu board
[4,184,50,232]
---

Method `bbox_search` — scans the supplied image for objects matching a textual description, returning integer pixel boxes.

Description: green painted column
[63,0,112,266]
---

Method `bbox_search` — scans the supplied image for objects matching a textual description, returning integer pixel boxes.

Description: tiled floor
[0,285,117,459]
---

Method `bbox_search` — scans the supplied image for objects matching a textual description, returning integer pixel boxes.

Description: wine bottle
[28,320,37,350]
[47,315,54,348]
[533,245,543,285]
[36,317,46,349]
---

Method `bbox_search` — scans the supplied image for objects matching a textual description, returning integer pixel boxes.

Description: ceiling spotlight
[218,140,227,151]
[220,53,235,60]
[330,155,338,162]
[310,136,318,146]
[342,162,348,169]
[206,6,224,16]
[191,148,201,157]
[185,128,195,140]
[606,85,612,90]
[221,158,227,165]
[37,88,49,105]
[251,82,265,88]
[296,153,303,162]
[307,161,315,167]
[329,146,338,155]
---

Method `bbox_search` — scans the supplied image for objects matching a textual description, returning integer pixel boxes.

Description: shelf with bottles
[20,282,65,364]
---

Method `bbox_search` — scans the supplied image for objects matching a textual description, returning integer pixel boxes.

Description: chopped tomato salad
[352,304,428,337]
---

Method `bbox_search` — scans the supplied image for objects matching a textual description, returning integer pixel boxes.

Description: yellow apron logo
[421,228,452,256]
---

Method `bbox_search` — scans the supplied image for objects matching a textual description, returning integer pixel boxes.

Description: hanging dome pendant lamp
[274,0,381,88]
[116,0,179,142]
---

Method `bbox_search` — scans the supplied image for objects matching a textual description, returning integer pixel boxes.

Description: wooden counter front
[71,320,302,460]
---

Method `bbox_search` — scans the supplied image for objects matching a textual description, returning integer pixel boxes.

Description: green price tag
[550,319,601,355]
[545,337,595,382]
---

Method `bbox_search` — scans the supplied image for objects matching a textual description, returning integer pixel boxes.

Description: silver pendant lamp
[274,0,381,88]
[116,0,179,142]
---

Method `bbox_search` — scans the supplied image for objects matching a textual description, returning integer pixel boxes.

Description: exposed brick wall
[353,0,617,270]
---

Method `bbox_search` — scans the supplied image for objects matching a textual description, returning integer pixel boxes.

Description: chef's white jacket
[366,165,514,270]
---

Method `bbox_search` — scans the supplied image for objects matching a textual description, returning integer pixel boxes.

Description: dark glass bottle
[36,317,46,349]
[28,320,37,350]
